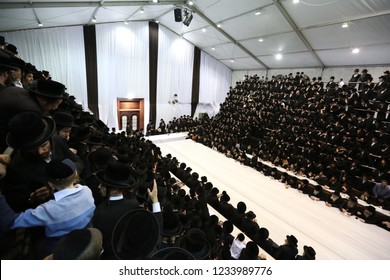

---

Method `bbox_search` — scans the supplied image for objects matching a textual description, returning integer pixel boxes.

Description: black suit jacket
[92,198,139,259]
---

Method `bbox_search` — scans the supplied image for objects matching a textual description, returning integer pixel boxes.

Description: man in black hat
[296,245,316,260]
[92,161,140,259]
[22,63,38,89]
[1,111,82,212]
[0,79,68,151]
[0,49,17,91]
[348,69,360,89]
[0,36,6,50]
[274,235,298,260]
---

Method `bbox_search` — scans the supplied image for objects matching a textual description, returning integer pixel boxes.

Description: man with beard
[1,111,83,212]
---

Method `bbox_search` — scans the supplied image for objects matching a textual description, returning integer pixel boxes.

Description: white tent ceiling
[0,0,389,70]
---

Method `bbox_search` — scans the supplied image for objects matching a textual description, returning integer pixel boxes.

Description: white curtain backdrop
[195,51,232,118]
[0,27,88,109]
[95,22,149,130]
[156,26,194,125]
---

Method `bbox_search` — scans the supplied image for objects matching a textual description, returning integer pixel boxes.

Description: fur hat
[6,111,55,150]
[112,209,160,259]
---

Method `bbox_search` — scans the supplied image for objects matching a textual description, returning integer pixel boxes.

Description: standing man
[0,79,67,151]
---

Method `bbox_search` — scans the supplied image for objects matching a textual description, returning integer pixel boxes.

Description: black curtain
[83,25,99,118]
[191,46,201,117]
[149,21,159,125]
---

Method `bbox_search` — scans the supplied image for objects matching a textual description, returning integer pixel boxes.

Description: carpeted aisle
[154,137,390,260]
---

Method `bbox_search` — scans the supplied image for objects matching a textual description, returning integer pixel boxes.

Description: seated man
[274,235,298,260]
[372,178,390,205]
[339,195,361,216]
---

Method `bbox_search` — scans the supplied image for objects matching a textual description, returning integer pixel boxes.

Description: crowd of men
[0,35,389,260]
[0,37,281,260]
[188,71,390,210]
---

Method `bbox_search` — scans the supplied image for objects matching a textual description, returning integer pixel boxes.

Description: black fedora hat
[52,228,103,260]
[30,79,68,99]
[87,147,114,169]
[150,247,195,260]
[112,209,160,259]
[303,245,316,260]
[52,111,78,128]
[179,228,210,260]
[5,43,18,55]
[162,210,183,237]
[6,111,55,150]
[96,162,135,189]
[0,49,17,70]
[287,235,298,248]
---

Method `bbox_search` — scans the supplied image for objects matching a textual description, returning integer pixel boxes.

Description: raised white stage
[153,136,390,260]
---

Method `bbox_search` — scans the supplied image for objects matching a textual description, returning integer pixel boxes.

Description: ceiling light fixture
[255,10,261,16]
[211,47,216,51]
[342,22,349,28]
[230,59,235,63]
[217,23,222,28]
[92,16,96,23]
[155,19,160,23]
[38,21,43,27]
[124,21,128,25]
[140,8,145,14]
[187,0,194,6]
[201,28,206,32]
[275,53,282,60]
[152,0,159,3]
[293,0,300,4]
[258,38,264,42]
[352,48,360,54]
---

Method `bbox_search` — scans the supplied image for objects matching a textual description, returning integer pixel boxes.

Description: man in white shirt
[230,233,246,259]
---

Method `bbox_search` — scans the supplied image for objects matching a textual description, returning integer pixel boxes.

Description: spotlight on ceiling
[275,53,282,60]
[352,48,360,54]
[92,16,96,23]
[152,0,159,3]
[187,0,194,5]
[38,21,43,27]
[342,22,349,28]
[255,10,261,16]
[293,0,300,4]
[183,9,193,26]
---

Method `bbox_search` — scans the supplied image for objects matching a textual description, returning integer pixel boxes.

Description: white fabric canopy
[1,26,88,108]
[195,51,232,118]
[95,22,150,130]
[156,26,194,125]
[156,138,390,260]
